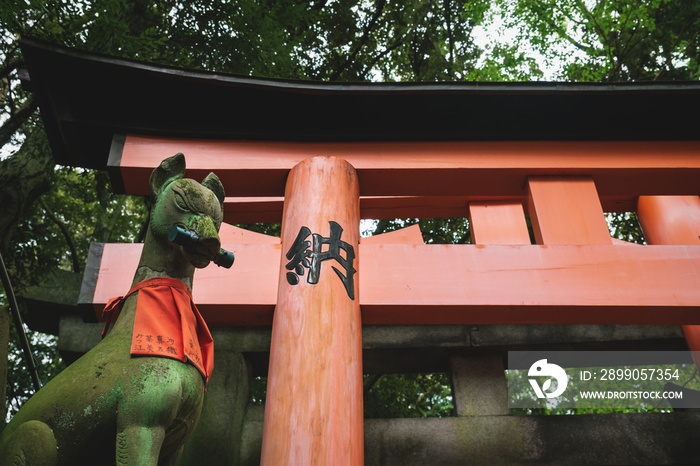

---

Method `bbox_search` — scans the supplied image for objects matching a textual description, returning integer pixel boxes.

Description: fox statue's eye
[174,192,189,212]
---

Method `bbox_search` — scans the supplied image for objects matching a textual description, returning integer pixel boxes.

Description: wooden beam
[360,224,423,245]
[360,244,696,325]
[638,196,700,246]
[83,242,700,326]
[528,177,612,245]
[218,222,280,244]
[115,135,700,198]
[468,201,530,245]
[637,196,700,368]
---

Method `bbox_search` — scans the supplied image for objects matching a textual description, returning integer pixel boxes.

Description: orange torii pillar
[261,156,363,465]
[637,196,700,363]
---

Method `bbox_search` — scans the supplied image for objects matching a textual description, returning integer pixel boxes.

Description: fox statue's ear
[201,172,225,210]
[149,153,186,202]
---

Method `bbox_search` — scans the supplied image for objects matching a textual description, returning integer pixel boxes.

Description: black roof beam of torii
[19,36,700,175]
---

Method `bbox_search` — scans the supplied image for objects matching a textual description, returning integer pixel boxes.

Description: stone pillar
[637,196,700,365]
[450,353,510,416]
[261,156,363,465]
[178,329,251,466]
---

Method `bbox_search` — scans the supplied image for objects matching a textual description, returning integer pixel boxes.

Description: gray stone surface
[178,331,250,466]
[363,325,471,349]
[18,270,83,335]
[451,353,510,416]
[237,410,700,465]
[239,406,265,466]
[57,315,102,364]
[472,324,684,350]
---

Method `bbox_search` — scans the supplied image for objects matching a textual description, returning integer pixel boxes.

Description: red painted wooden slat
[468,201,531,245]
[116,135,700,198]
[88,242,700,326]
[528,177,612,245]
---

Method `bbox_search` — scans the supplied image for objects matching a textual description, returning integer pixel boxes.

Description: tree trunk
[0,305,9,428]
[0,128,54,255]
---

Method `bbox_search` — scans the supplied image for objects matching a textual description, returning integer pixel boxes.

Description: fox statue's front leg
[1,420,57,465]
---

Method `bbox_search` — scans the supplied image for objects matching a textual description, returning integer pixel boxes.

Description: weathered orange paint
[261,157,363,466]
[468,201,531,245]
[528,177,612,245]
[89,241,280,326]
[218,222,280,244]
[611,238,642,246]
[88,242,700,325]
[360,224,423,245]
[638,196,700,246]
[359,243,700,325]
[88,225,418,326]
[117,135,700,198]
[638,196,700,364]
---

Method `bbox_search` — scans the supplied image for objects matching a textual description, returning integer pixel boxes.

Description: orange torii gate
[85,136,700,464]
[89,135,700,329]
[20,38,700,464]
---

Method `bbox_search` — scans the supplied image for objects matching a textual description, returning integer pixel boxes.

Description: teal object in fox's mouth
[213,249,235,268]
[169,225,234,268]
[169,225,200,244]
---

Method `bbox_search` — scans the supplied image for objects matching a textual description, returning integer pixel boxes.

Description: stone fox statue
[0,154,226,465]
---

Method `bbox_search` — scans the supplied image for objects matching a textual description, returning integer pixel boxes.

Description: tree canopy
[501,0,700,81]
[1,0,698,422]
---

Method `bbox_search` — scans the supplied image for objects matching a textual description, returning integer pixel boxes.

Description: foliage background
[1,0,699,423]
